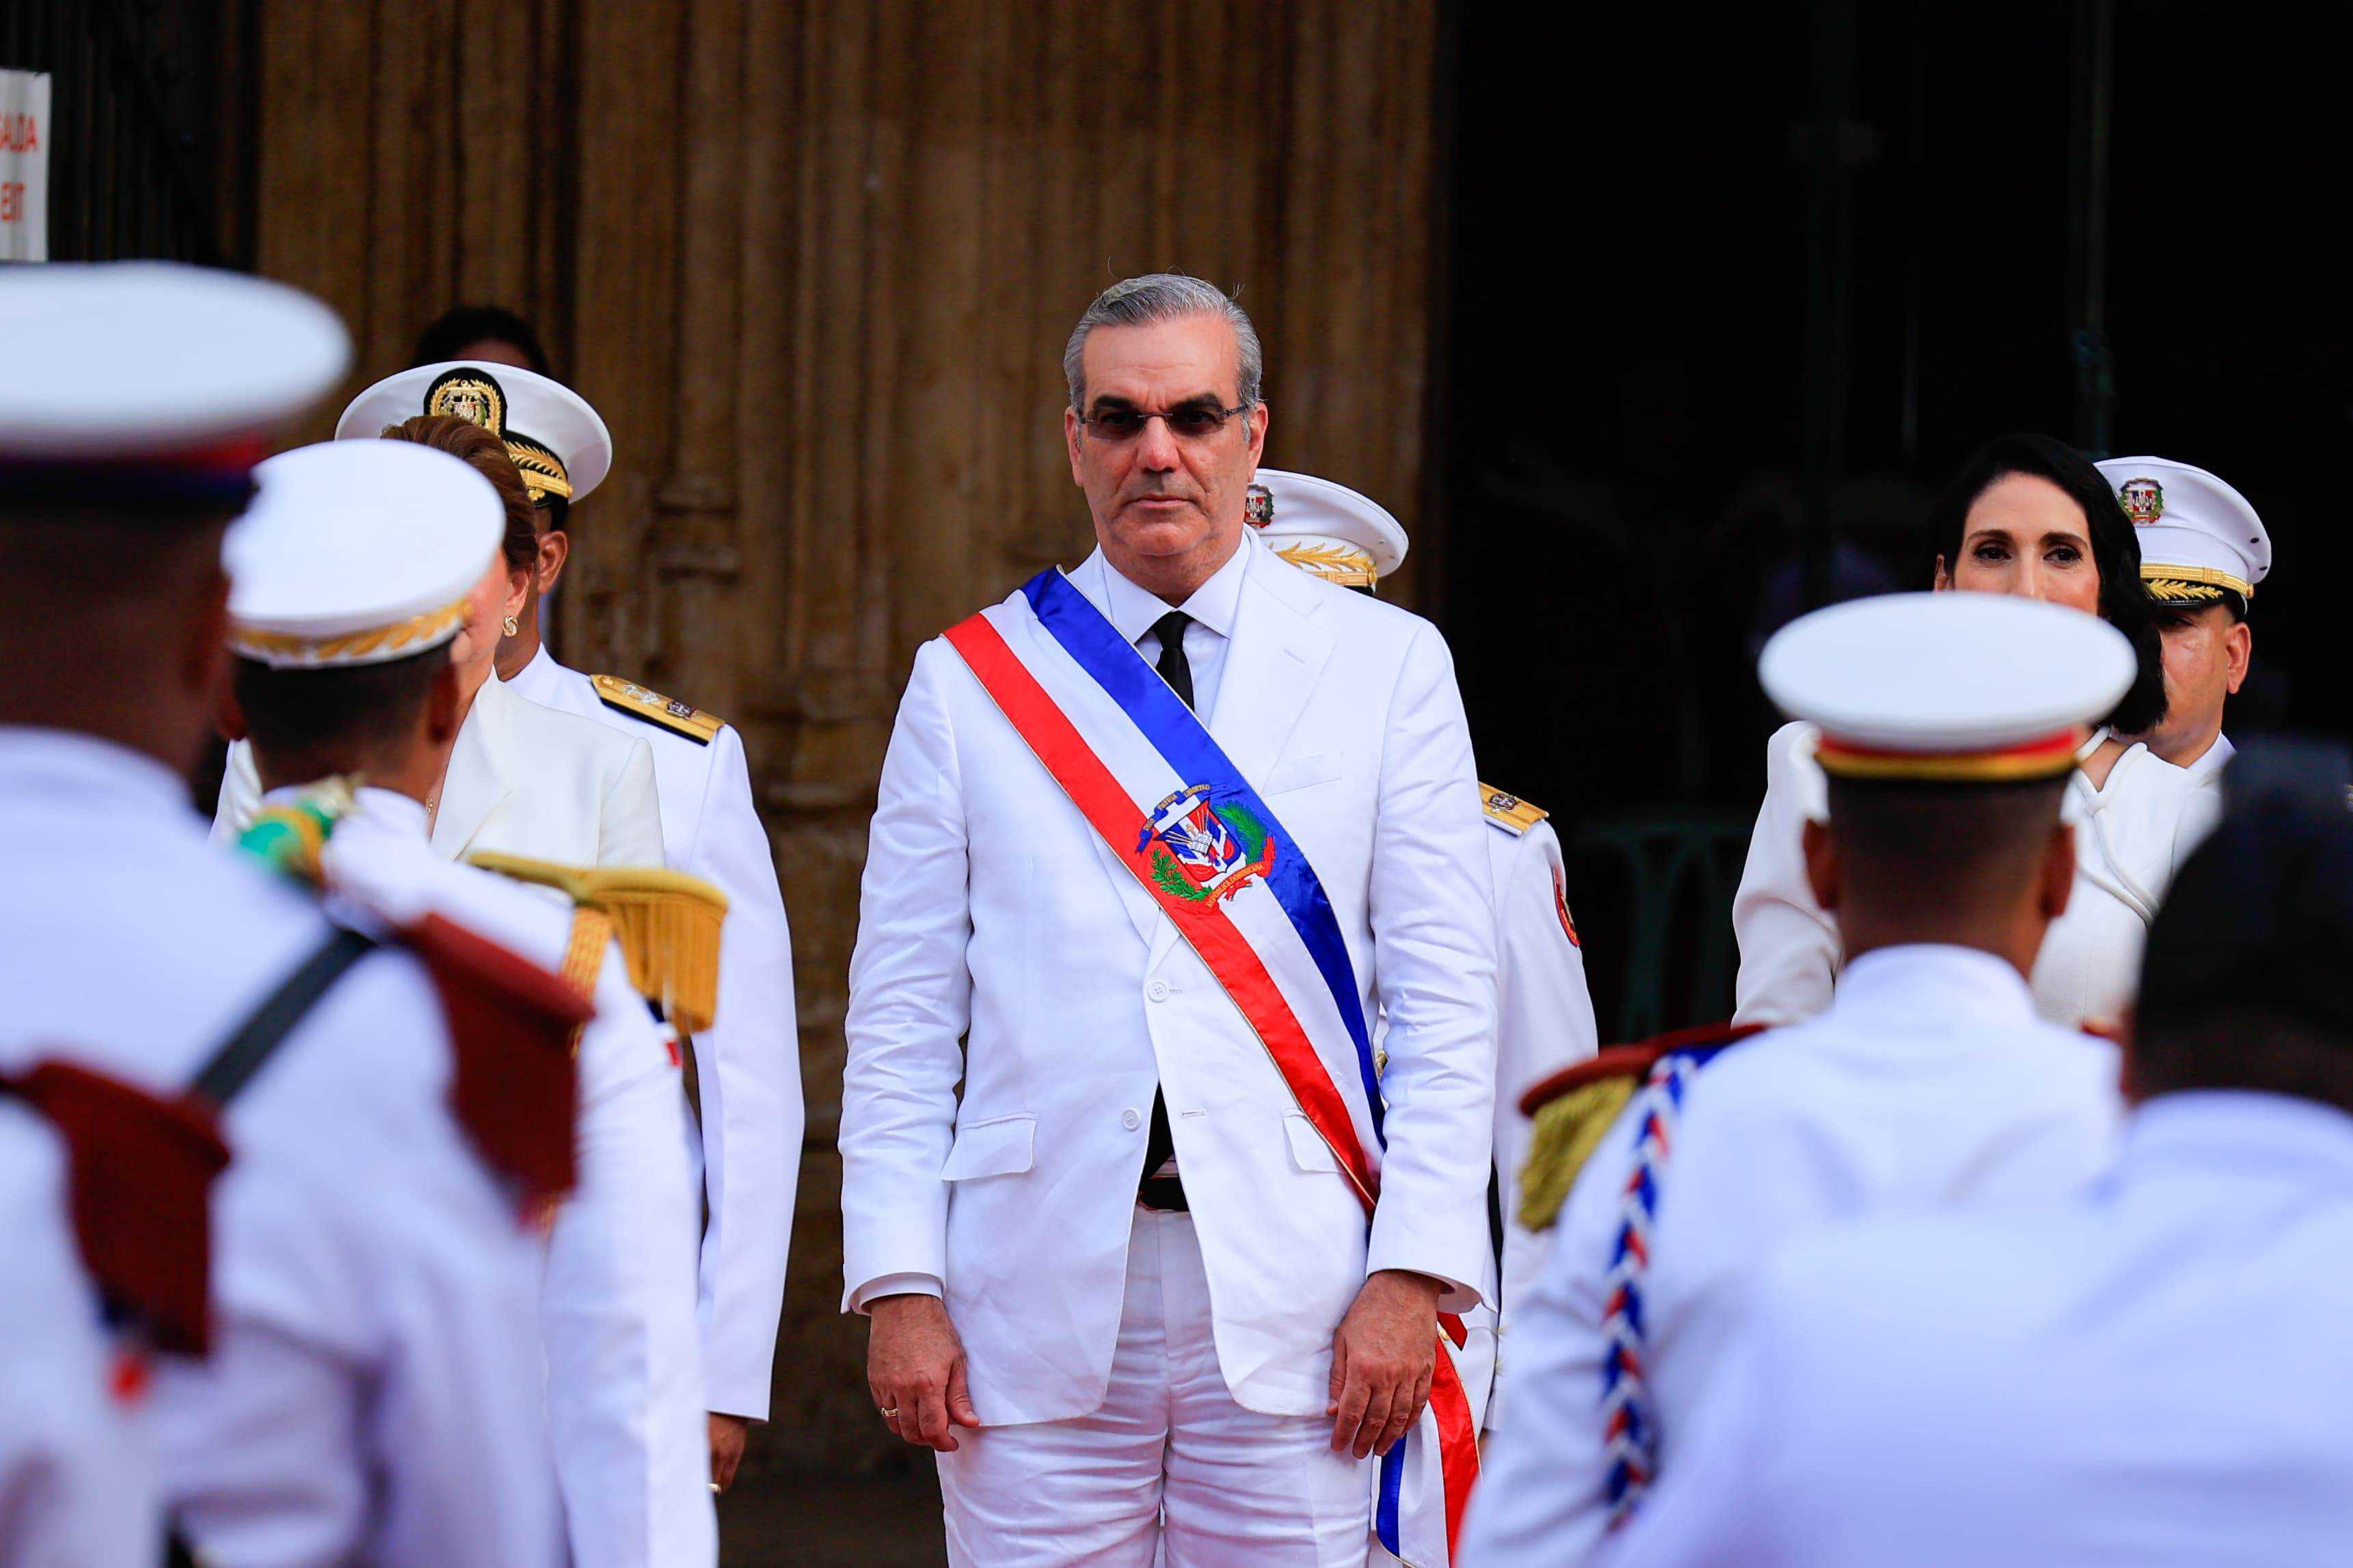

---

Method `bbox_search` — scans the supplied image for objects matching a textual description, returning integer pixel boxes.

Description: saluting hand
[1328,1269,1442,1459]
[868,1293,982,1452]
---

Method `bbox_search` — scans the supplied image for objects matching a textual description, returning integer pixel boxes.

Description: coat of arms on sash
[1138,783,1277,904]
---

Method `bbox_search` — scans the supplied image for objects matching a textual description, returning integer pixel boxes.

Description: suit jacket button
[1122,1108,1142,1131]
[1146,979,1170,1002]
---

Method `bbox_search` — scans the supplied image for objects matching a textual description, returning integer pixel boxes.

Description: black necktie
[1141,611,1192,1197]
[1152,611,1195,709]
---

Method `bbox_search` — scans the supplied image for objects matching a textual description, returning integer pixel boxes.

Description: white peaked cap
[226,440,503,668]
[0,262,347,461]
[337,361,613,506]
[2095,455,2270,605]
[1761,591,2135,782]
[1247,468,1410,587]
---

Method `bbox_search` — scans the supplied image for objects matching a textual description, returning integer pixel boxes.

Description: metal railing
[0,0,222,264]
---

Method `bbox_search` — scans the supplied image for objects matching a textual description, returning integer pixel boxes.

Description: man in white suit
[841,275,1499,1566]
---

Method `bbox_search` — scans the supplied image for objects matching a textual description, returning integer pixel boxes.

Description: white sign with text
[1,70,51,262]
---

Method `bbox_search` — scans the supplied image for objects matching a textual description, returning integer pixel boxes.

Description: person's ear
[2225,617,2252,693]
[535,527,571,596]
[1931,554,1954,591]
[2039,820,2078,922]
[1245,399,1269,466]
[1064,405,1086,487]
[424,660,462,746]
[1801,817,1842,912]
[502,562,530,621]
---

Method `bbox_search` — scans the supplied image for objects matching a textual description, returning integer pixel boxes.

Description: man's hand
[707,1412,751,1493]
[867,1293,982,1452]
[1327,1269,1442,1459]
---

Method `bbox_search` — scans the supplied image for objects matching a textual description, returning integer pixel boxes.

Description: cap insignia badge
[2118,477,2165,525]
[1135,783,1276,904]
[425,368,509,435]
[1243,483,1274,529]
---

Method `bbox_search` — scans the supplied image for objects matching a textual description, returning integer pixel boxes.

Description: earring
[502,616,520,636]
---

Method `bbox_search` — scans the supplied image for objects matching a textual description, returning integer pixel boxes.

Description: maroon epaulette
[0,1059,231,1355]
[405,913,591,1211]
[1519,1020,1767,1119]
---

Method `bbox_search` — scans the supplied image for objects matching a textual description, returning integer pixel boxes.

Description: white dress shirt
[310,785,714,1568]
[506,647,803,1422]
[1,728,561,1568]
[1460,944,2123,1567]
[1604,1092,2353,1568]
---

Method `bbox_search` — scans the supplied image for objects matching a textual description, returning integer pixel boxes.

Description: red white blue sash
[944,567,1478,1566]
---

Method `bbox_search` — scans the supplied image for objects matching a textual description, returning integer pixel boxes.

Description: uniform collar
[2181,731,2236,783]
[505,644,569,706]
[2123,1091,2353,1189]
[351,785,430,841]
[1832,943,2038,1026]
[0,725,196,822]
[1080,530,1254,647]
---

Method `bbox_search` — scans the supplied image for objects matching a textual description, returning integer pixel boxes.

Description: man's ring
[880,1405,900,1419]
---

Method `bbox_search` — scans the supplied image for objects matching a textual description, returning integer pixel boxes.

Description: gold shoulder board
[1479,782,1549,837]
[591,674,723,745]
[468,852,731,1035]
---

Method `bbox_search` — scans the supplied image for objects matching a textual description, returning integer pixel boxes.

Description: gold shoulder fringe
[1516,1077,1641,1233]
[469,853,731,1034]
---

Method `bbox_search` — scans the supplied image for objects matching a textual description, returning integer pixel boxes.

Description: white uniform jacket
[508,647,801,1421]
[1603,1092,2353,1568]
[1459,945,2122,1567]
[0,728,560,1568]
[215,672,665,867]
[0,1107,156,1568]
[1730,721,2223,1030]
[312,786,714,1568]
[1481,803,1598,1429]
[840,536,1499,1425]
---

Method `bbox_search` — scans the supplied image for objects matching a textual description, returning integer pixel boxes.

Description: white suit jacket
[508,648,802,1421]
[0,1107,157,1567]
[1603,1092,2353,1568]
[314,787,714,1568]
[215,673,665,868]
[0,729,561,1568]
[1730,721,2223,1031]
[1480,805,1598,1429]
[1460,945,2122,1567]
[840,535,1499,1424]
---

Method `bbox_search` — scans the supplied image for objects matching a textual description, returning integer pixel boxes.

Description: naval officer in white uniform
[212,414,664,870]
[842,275,1498,1565]
[1460,592,2129,1567]
[2097,455,2269,783]
[0,265,563,1566]
[222,437,715,1568]
[1250,466,1600,1433]
[1732,432,2211,1033]
[339,362,802,1486]
[1602,753,2353,1568]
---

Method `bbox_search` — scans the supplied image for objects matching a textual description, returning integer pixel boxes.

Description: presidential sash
[944,567,1479,1567]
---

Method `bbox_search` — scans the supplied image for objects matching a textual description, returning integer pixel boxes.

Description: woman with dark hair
[1731,431,2220,1033]
[213,416,664,870]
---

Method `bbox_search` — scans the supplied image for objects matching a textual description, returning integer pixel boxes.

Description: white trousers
[937,1208,1370,1567]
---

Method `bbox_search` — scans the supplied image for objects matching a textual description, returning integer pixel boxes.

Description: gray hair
[1062,273,1264,411]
